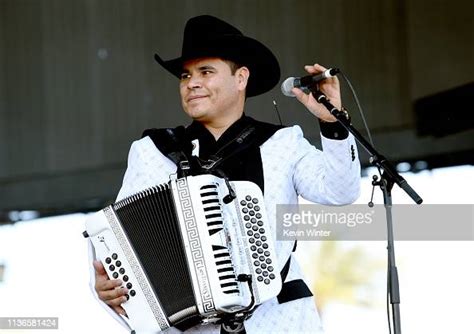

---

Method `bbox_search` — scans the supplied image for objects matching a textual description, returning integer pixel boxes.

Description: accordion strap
[142,125,259,177]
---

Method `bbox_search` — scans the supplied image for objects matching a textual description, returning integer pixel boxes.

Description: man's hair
[223,59,248,99]
[223,59,244,75]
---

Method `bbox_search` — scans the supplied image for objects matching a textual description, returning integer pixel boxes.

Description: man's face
[179,57,247,124]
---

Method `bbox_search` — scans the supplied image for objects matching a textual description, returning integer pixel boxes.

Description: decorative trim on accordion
[104,205,169,330]
[175,177,216,314]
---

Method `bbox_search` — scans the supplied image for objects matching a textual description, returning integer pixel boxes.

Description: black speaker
[414,82,474,137]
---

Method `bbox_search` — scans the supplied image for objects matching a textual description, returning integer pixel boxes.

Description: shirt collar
[185,114,255,158]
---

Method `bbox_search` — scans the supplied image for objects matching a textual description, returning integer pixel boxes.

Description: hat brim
[154,35,280,97]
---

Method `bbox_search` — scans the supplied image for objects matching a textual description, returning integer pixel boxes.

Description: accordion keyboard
[200,184,241,296]
[238,194,276,285]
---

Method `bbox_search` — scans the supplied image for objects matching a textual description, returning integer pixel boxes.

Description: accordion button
[254,261,260,267]
[256,268,262,274]
[112,253,118,260]
[268,266,274,272]
[247,203,254,209]
[256,213,262,219]
[245,223,252,228]
[257,276,264,282]
[256,241,262,246]
[261,263,267,269]
[125,294,130,300]
[252,253,258,259]
[247,231,253,237]
[109,265,115,271]
[126,283,132,289]
[244,215,250,221]
[249,238,255,244]
[261,236,267,241]
[270,273,276,279]
[249,211,255,216]
[254,205,260,211]
[257,248,263,254]
[264,279,270,285]
[266,259,272,264]
[252,226,258,231]
[264,251,270,257]
[259,228,265,234]
[257,221,263,226]
[130,290,136,297]
[262,271,269,277]
[259,256,265,261]
[113,272,119,279]
[241,200,247,206]
[116,261,122,267]
[252,198,258,204]
[123,275,129,282]
[245,195,252,201]
[251,245,257,251]
[105,257,112,264]
[262,243,269,249]
[254,233,260,239]
[242,207,248,213]
[119,268,125,275]
[251,218,257,223]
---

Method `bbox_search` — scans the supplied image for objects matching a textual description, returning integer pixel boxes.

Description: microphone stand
[309,88,423,334]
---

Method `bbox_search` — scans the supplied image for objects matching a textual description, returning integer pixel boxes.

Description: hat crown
[181,15,243,56]
[184,15,243,40]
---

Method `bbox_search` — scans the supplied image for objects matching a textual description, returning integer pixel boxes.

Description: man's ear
[236,66,250,91]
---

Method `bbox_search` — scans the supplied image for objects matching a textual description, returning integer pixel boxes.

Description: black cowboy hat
[154,15,280,97]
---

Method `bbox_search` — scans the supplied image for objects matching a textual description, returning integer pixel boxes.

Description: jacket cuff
[318,119,349,140]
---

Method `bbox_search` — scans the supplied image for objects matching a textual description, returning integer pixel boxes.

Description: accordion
[84,174,282,332]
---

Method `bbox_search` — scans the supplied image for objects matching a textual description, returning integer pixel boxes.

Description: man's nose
[187,74,202,89]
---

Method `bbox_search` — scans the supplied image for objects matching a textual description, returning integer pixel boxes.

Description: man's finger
[96,278,123,292]
[291,87,309,104]
[98,286,128,302]
[112,305,127,316]
[93,260,107,276]
[304,63,328,74]
[104,295,128,307]
[313,63,328,71]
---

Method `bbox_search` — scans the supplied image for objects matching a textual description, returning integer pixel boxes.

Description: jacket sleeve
[291,125,361,205]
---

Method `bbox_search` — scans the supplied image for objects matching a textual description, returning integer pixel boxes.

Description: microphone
[280,68,340,97]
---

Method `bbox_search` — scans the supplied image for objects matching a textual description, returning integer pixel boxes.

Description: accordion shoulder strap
[142,120,283,177]
[142,127,198,177]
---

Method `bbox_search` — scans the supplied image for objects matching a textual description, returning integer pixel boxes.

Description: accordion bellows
[85,174,282,332]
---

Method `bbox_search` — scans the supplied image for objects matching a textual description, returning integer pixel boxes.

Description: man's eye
[202,70,212,75]
[180,73,191,80]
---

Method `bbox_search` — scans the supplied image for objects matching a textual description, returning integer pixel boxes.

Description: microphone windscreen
[280,77,297,97]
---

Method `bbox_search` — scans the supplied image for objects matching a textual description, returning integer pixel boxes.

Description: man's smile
[187,95,208,102]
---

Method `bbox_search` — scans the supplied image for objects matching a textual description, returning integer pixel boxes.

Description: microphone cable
[338,70,375,148]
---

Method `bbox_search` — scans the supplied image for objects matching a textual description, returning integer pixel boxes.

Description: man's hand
[93,260,128,316]
[291,63,341,122]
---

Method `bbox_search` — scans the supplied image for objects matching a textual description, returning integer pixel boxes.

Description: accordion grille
[113,184,196,321]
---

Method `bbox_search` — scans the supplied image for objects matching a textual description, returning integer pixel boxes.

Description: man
[89,15,360,333]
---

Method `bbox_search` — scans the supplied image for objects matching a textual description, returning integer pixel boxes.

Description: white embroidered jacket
[88,125,361,333]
